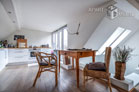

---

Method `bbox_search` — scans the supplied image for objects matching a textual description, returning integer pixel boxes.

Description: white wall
[67,12,105,49]
[0,2,16,40]
[84,16,139,50]
[84,15,139,75]
[6,29,51,47]
[122,30,139,75]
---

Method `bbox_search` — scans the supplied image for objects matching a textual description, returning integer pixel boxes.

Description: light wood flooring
[0,65,124,92]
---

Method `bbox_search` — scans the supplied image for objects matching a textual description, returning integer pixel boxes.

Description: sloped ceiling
[2,0,107,32]
[115,0,139,20]
[84,0,139,49]
[84,16,139,50]
[67,0,117,49]
[68,12,106,49]
[127,0,139,10]
[0,2,16,40]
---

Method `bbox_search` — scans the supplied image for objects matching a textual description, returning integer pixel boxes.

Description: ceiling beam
[127,0,139,10]
[0,0,21,30]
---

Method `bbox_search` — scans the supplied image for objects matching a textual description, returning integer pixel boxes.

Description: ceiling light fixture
[68,23,80,35]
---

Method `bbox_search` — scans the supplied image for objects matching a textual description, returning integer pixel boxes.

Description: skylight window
[111,29,131,49]
[96,27,131,55]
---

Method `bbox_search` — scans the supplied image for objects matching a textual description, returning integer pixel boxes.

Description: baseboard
[6,62,28,66]
[60,63,72,70]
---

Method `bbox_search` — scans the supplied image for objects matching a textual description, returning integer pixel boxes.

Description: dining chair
[83,47,112,92]
[32,52,58,86]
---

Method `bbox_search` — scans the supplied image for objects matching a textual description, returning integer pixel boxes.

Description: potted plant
[113,46,133,80]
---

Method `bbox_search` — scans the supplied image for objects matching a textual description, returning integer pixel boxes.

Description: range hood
[127,0,139,10]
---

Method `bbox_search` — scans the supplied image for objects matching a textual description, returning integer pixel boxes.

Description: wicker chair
[33,52,58,86]
[83,47,112,92]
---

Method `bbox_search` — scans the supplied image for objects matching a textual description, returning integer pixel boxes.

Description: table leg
[92,51,96,63]
[76,57,79,88]
[72,57,74,69]
[92,56,94,63]
[58,51,60,72]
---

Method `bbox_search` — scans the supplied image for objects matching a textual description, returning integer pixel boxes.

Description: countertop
[0,47,51,49]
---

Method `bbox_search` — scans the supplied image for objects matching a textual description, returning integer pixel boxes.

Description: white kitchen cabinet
[7,48,52,64]
[0,48,53,66]
[8,49,30,63]
[0,49,8,71]
[28,48,52,63]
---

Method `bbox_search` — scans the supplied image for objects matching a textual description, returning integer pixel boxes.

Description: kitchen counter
[0,48,52,70]
[0,47,51,49]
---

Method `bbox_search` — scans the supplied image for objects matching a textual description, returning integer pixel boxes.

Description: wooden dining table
[58,49,96,88]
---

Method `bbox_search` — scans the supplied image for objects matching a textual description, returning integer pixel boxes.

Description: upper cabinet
[17,39,27,48]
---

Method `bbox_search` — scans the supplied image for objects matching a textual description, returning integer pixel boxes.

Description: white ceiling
[1,0,139,33]
[0,2,16,40]
[11,0,107,32]
[115,0,139,20]
[127,0,139,10]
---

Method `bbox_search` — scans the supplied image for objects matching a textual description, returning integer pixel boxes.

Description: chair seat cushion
[40,62,48,66]
[87,62,106,71]
[40,61,55,66]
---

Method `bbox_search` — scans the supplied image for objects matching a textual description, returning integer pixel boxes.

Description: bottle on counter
[0,41,2,48]
[3,40,8,48]
[0,41,4,48]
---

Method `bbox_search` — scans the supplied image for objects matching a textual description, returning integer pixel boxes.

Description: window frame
[52,25,68,50]
[96,27,131,55]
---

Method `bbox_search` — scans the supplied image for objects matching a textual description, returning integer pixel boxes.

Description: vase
[114,61,126,80]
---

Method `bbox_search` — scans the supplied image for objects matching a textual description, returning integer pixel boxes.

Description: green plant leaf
[113,46,133,63]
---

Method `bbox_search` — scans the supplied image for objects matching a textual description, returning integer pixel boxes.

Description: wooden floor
[0,65,123,92]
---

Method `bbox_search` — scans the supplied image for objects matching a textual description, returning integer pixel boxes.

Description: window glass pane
[111,29,131,49]
[63,28,68,49]
[55,33,58,49]
[52,33,56,49]
[59,31,62,50]
[52,26,68,50]
[96,27,131,55]
[97,27,125,55]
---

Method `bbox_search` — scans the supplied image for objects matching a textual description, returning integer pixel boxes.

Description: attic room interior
[0,0,139,92]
